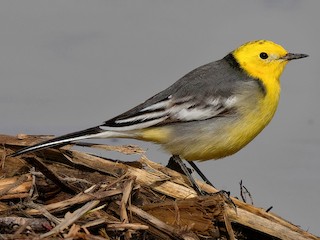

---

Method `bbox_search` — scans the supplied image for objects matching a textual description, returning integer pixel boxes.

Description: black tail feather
[10,126,102,157]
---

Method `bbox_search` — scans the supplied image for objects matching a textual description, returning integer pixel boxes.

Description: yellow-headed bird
[10,40,308,191]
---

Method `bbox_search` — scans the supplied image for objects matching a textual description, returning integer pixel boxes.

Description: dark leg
[169,156,236,209]
[170,155,204,195]
[188,161,215,188]
[188,162,236,209]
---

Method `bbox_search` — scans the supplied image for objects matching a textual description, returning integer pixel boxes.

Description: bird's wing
[100,94,238,132]
[100,56,249,132]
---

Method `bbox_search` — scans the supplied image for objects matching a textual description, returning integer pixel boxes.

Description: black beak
[281,53,309,61]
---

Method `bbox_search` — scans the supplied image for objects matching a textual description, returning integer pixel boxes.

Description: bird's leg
[170,155,204,195]
[188,162,236,209]
[169,156,235,208]
[188,161,215,188]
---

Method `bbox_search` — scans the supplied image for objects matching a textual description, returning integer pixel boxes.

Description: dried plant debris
[0,134,318,240]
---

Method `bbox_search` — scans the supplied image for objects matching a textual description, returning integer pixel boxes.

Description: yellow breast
[224,77,281,157]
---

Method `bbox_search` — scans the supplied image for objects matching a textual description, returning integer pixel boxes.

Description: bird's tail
[9,126,111,157]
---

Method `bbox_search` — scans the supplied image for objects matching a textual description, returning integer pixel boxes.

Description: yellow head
[232,40,308,80]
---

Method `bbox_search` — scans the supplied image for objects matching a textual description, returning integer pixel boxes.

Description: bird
[10,40,308,193]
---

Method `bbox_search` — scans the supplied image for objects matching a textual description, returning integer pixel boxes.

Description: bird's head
[232,40,308,80]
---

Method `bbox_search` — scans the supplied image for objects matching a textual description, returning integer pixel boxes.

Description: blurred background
[1,0,319,235]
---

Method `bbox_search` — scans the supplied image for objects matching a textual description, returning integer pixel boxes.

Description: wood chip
[0,134,318,240]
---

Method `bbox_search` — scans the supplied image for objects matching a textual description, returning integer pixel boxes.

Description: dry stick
[232,200,319,240]
[63,150,124,177]
[223,211,235,240]
[102,172,131,190]
[126,167,197,198]
[81,214,147,232]
[129,205,185,240]
[73,142,145,155]
[29,167,38,200]
[23,156,79,194]
[64,224,81,239]
[226,207,317,240]
[1,144,6,169]
[239,180,253,205]
[40,200,100,239]
[24,201,61,225]
[0,174,30,197]
[120,179,135,223]
[26,188,123,215]
[106,223,149,231]
[0,193,30,200]
[81,219,106,229]
[120,178,135,240]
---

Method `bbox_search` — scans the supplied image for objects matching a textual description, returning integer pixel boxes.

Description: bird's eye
[260,52,268,59]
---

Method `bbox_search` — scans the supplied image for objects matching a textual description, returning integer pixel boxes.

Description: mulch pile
[0,134,318,240]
